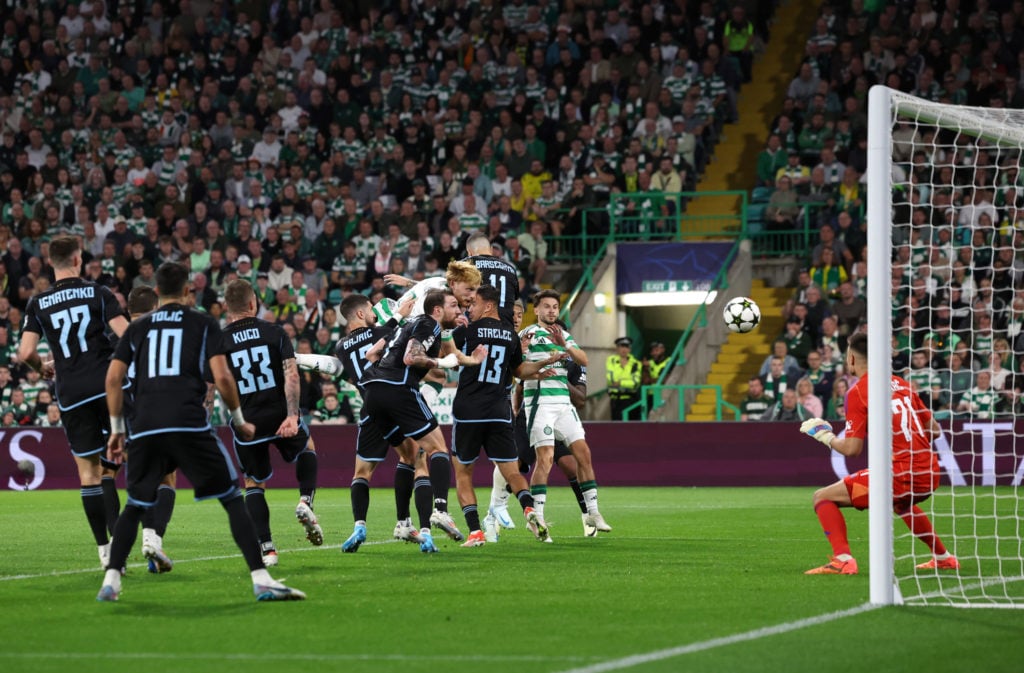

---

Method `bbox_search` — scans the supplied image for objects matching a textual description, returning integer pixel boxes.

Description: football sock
[568,478,587,514]
[101,476,120,537]
[462,504,481,532]
[394,462,415,520]
[222,491,265,571]
[243,487,272,547]
[81,485,110,544]
[814,500,851,557]
[414,478,433,530]
[350,478,370,522]
[516,489,535,510]
[429,452,451,513]
[152,485,176,537]
[530,484,547,519]
[490,465,510,510]
[295,451,317,506]
[900,505,948,556]
[580,480,599,514]
[108,503,143,571]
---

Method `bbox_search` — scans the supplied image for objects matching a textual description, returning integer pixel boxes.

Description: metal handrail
[620,384,742,421]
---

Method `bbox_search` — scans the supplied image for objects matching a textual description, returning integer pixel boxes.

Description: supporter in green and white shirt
[19,369,47,407]
[907,350,943,410]
[956,370,1001,419]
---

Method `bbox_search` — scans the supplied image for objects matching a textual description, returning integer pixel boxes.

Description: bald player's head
[465,232,492,256]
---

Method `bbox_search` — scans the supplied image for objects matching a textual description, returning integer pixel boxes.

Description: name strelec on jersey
[476,327,513,341]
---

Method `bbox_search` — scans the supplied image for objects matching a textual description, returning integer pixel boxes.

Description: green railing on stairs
[620,385,742,422]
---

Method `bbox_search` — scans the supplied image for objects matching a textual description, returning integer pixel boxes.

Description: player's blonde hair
[445,259,482,288]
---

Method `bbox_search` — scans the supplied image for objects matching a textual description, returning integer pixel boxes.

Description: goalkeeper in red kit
[798,332,959,575]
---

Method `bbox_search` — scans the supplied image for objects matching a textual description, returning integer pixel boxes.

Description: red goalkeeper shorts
[843,468,941,510]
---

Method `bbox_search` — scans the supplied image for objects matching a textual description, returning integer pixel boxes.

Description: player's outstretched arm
[295,353,343,375]
[105,359,128,465]
[516,351,568,379]
[210,353,256,441]
[108,315,129,338]
[383,273,415,288]
[450,343,488,367]
[276,357,301,438]
[366,337,387,363]
[799,417,863,456]
[403,337,440,369]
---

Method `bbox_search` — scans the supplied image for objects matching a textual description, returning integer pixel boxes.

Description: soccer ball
[723,297,761,333]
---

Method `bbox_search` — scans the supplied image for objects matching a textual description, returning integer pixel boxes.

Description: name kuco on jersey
[223,316,294,440]
[466,255,519,325]
[23,277,126,410]
[113,303,226,438]
[451,317,524,422]
[361,315,441,388]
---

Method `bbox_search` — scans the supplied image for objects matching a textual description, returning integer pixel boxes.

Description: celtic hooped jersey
[519,322,576,406]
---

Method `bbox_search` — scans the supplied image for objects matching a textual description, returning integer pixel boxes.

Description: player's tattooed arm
[276,357,301,438]
[203,382,216,415]
[403,337,439,369]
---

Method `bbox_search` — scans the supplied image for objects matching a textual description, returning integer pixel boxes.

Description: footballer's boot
[461,530,486,547]
[341,524,367,553]
[525,507,550,542]
[585,512,613,533]
[916,555,960,570]
[489,504,516,529]
[430,509,465,541]
[393,518,423,544]
[295,501,323,546]
[582,513,598,537]
[419,530,439,553]
[805,556,859,575]
[254,580,307,601]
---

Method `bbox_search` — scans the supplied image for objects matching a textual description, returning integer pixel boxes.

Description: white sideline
[553,603,879,673]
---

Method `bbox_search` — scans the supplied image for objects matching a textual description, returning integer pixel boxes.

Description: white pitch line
[0,539,397,582]
[0,652,599,664]
[553,603,879,673]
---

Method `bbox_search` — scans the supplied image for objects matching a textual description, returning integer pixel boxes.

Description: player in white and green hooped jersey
[518,289,612,535]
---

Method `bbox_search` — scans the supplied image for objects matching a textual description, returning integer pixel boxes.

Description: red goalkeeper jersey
[844,374,939,481]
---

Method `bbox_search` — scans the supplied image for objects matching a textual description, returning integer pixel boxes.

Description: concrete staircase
[687,279,790,420]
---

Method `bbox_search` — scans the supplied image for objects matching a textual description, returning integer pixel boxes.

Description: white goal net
[869,86,1024,607]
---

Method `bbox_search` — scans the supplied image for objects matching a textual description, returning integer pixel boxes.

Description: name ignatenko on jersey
[223,316,295,440]
[113,304,227,439]
[361,315,442,388]
[451,318,523,422]
[23,278,126,410]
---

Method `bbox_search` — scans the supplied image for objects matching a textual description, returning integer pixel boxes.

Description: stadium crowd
[742,0,1024,423]
[0,0,771,425]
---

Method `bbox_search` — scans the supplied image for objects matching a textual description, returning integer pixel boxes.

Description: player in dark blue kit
[463,233,520,326]
[19,236,129,571]
[450,284,566,546]
[360,288,486,552]
[98,262,304,602]
[334,293,430,551]
[124,287,176,573]
[222,279,321,567]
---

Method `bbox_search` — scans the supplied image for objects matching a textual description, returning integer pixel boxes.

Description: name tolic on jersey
[23,278,125,410]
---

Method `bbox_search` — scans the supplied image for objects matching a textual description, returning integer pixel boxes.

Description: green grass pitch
[1,486,1021,673]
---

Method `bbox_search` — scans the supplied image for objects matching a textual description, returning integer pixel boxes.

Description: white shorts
[419,383,441,412]
[525,402,586,449]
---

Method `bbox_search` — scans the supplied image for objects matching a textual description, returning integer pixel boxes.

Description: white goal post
[868,85,1024,608]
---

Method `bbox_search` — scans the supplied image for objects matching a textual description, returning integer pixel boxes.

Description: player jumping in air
[800,332,959,574]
